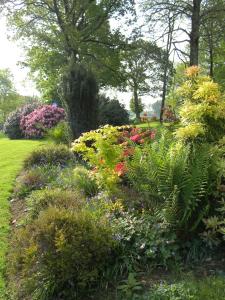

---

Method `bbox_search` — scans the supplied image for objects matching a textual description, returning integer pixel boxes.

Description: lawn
[0,135,44,298]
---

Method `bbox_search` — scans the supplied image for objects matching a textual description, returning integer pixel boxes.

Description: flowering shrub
[72,125,157,191]
[175,66,225,142]
[20,105,65,138]
[3,103,39,139]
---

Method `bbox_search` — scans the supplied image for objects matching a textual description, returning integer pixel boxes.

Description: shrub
[20,104,65,138]
[46,121,72,145]
[111,211,180,272]
[8,207,117,299]
[175,66,225,142]
[98,94,129,126]
[73,166,98,197]
[3,103,39,139]
[72,125,157,192]
[14,165,61,198]
[26,189,84,220]
[24,144,75,169]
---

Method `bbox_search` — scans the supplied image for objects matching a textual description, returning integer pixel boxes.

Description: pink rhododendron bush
[20,105,65,138]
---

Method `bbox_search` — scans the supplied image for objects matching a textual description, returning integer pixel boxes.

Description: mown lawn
[0,135,45,298]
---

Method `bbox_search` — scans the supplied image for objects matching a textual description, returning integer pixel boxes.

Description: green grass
[137,121,162,129]
[0,136,45,298]
[141,274,225,300]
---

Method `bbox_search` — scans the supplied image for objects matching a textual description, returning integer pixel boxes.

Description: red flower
[115,162,127,177]
[130,134,141,143]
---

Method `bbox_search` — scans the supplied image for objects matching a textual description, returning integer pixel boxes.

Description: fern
[127,135,212,233]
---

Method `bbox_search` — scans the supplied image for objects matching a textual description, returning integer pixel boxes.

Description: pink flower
[130,134,141,143]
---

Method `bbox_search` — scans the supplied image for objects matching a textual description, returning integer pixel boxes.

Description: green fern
[127,135,212,233]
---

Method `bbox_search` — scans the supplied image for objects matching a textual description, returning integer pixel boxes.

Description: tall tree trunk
[190,0,201,66]
[209,42,214,78]
[160,66,168,123]
[133,84,140,122]
[160,12,174,123]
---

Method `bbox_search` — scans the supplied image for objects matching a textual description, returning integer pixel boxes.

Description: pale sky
[0,16,39,97]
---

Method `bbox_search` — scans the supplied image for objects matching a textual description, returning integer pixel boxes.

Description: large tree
[120,39,165,122]
[3,0,135,137]
[199,0,225,80]
[142,0,225,67]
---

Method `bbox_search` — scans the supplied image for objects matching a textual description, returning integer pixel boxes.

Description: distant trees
[120,39,165,122]
[130,97,144,119]
[0,69,28,126]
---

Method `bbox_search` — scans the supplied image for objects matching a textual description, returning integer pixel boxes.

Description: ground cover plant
[0,135,44,298]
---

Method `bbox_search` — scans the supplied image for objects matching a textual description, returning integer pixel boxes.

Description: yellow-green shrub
[73,166,99,197]
[24,144,75,169]
[8,207,117,299]
[72,125,126,192]
[175,66,225,142]
[26,188,84,220]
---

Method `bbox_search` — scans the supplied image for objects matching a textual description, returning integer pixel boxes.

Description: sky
[0,17,39,97]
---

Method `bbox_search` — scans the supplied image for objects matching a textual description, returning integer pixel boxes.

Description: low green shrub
[14,165,61,198]
[24,144,75,169]
[73,166,98,197]
[46,121,73,145]
[8,207,117,300]
[111,212,180,272]
[26,189,84,220]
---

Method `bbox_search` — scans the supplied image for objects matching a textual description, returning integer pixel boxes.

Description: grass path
[0,136,44,299]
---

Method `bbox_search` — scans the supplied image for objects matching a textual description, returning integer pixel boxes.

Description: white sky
[0,16,39,97]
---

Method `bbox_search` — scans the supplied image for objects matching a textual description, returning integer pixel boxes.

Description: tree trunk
[61,64,99,139]
[160,66,168,123]
[160,12,174,123]
[209,43,214,78]
[133,84,141,122]
[190,0,202,66]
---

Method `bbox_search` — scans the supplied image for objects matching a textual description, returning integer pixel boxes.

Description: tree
[61,64,99,138]
[120,39,165,122]
[0,69,14,98]
[0,69,24,124]
[151,100,161,119]
[199,0,225,80]
[130,97,144,117]
[98,94,129,126]
[142,0,225,67]
[3,0,135,137]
